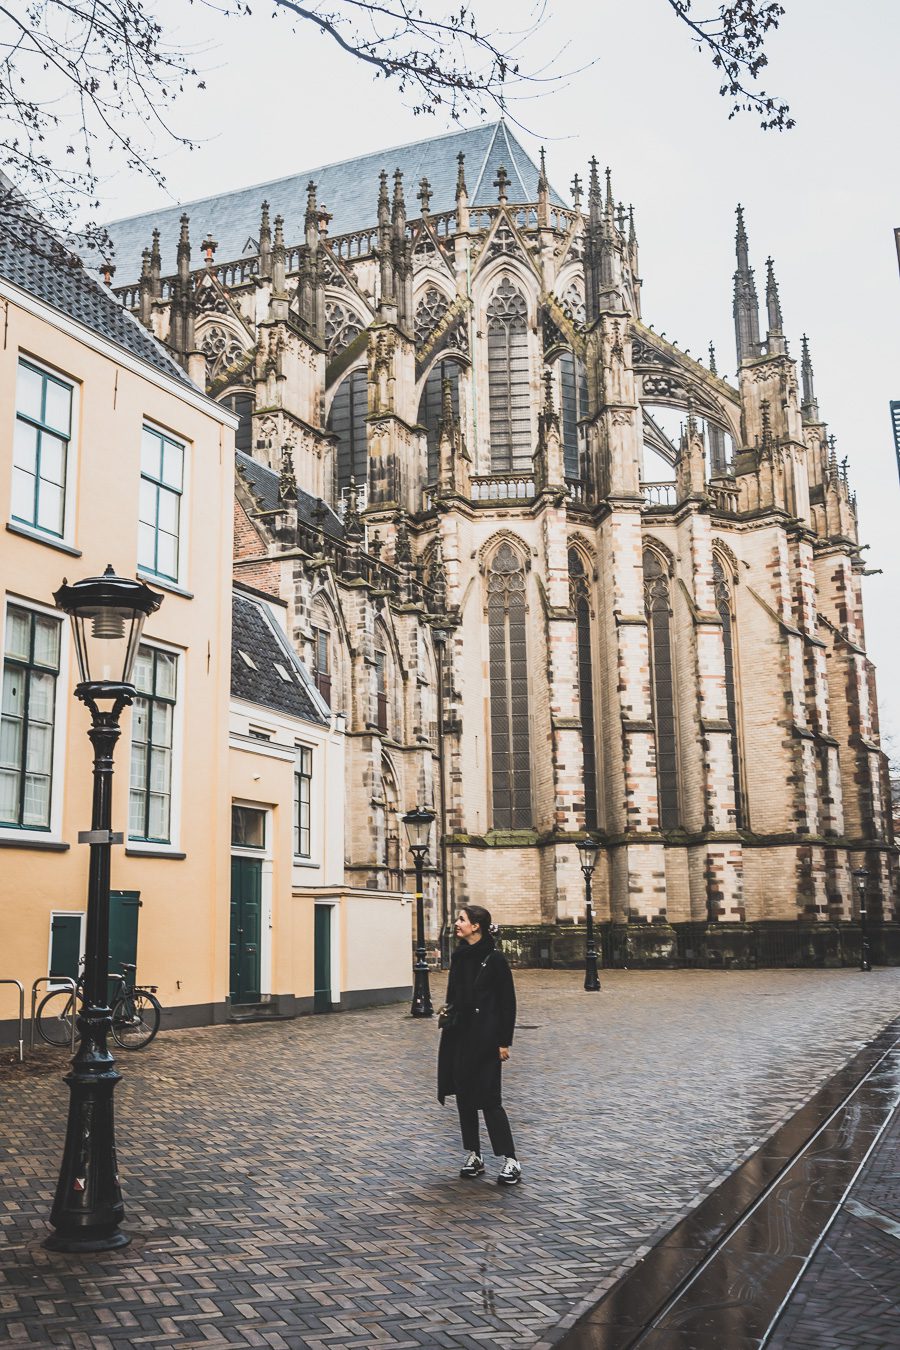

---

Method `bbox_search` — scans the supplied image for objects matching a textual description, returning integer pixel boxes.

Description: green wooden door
[109,891,141,975]
[314,905,332,1013]
[230,858,262,1004]
[49,914,82,980]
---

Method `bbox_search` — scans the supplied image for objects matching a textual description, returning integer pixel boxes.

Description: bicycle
[36,963,162,1050]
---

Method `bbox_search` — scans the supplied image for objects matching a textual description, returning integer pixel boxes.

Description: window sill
[125,847,187,860]
[0,836,70,851]
[293,858,320,868]
[136,570,194,600]
[6,521,82,557]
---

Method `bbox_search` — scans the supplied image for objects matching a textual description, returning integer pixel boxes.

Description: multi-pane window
[488,542,531,829]
[12,360,72,537]
[313,627,331,705]
[374,650,388,734]
[713,557,744,829]
[139,426,184,582]
[0,604,61,829]
[232,804,265,849]
[294,746,312,857]
[643,551,679,830]
[129,646,177,843]
[569,550,598,828]
[558,351,588,480]
[486,279,531,472]
[220,392,254,454]
[328,368,368,495]
[418,360,461,483]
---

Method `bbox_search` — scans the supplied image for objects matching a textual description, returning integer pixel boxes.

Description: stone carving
[324,300,364,357]
[414,286,451,344]
[199,323,245,378]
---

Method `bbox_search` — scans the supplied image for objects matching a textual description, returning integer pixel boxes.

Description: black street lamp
[576,836,601,992]
[45,566,162,1252]
[403,805,435,1017]
[852,867,872,973]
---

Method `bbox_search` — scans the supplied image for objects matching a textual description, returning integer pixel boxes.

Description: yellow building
[0,189,237,1027]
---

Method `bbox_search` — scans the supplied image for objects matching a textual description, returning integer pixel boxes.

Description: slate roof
[231,590,328,724]
[105,121,567,283]
[0,182,194,387]
[236,451,345,538]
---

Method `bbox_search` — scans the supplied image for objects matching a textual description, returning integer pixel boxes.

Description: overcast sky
[96,0,899,745]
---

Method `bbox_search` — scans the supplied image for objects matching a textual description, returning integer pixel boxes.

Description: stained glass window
[558,351,588,480]
[643,551,679,830]
[488,542,531,828]
[713,557,744,828]
[569,550,598,827]
[486,280,531,472]
[328,368,368,494]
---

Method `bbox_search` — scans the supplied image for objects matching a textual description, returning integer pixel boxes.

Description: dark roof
[236,451,344,538]
[231,591,328,724]
[105,121,567,283]
[0,187,194,387]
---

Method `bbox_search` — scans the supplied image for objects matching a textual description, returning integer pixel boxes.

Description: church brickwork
[112,127,898,965]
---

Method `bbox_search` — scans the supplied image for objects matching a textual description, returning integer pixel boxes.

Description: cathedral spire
[604,167,614,224]
[800,333,819,422]
[139,247,152,328]
[571,173,583,212]
[258,200,271,279]
[418,176,432,218]
[377,169,394,307]
[391,168,406,234]
[494,165,509,205]
[588,158,601,222]
[392,169,412,331]
[708,341,717,375]
[297,181,324,345]
[455,151,469,233]
[765,257,783,333]
[149,228,161,298]
[537,146,550,227]
[733,204,761,365]
[177,213,191,282]
[270,213,287,309]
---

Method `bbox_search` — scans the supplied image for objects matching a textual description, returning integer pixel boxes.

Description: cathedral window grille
[414,286,451,344]
[487,542,531,828]
[713,557,745,828]
[558,351,588,480]
[486,279,531,472]
[568,549,598,828]
[643,550,680,830]
[562,281,586,326]
[312,626,331,706]
[324,301,363,358]
[220,391,254,455]
[375,649,388,734]
[328,368,368,495]
[418,360,461,483]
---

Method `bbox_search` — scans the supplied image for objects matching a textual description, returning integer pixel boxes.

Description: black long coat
[437,937,517,1109]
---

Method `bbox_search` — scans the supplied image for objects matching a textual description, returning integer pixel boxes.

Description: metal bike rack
[30,977,77,1053]
[0,979,25,1062]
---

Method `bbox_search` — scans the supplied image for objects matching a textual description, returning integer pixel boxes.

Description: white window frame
[137,420,191,590]
[293,744,313,860]
[0,593,69,844]
[125,638,184,855]
[10,353,81,547]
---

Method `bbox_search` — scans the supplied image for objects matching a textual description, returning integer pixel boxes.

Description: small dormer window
[274,662,293,683]
[238,650,257,669]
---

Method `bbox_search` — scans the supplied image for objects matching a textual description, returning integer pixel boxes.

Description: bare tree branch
[665,0,794,130]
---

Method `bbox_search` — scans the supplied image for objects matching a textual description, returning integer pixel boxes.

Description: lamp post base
[410,961,434,1018]
[584,953,601,992]
[44,1228,131,1253]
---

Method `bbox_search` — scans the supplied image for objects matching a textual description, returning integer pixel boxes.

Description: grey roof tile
[236,451,345,537]
[231,590,328,724]
[0,188,194,386]
[105,121,566,282]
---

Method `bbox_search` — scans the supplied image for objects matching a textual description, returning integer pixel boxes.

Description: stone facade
[110,124,898,965]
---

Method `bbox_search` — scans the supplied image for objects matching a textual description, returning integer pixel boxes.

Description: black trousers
[457,1098,516,1159]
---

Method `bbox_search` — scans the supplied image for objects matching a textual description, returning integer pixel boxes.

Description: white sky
[95,0,900,745]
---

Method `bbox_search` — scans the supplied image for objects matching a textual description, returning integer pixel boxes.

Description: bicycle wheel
[111,991,161,1049]
[36,989,78,1047]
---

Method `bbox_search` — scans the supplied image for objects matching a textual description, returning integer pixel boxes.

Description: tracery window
[414,286,451,344]
[487,541,531,828]
[418,360,461,483]
[486,279,531,472]
[713,556,744,828]
[327,368,368,496]
[561,281,586,326]
[324,301,363,358]
[643,550,679,830]
[568,550,597,828]
[558,351,588,480]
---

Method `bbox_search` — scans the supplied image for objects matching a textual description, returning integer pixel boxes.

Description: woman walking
[437,905,521,1185]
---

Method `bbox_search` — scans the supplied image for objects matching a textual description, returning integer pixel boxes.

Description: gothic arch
[569,546,599,828]
[473,259,539,322]
[567,531,597,574]
[643,546,680,830]
[477,529,531,574]
[373,617,403,739]
[309,587,349,713]
[712,538,741,582]
[323,295,367,360]
[712,552,746,828]
[380,751,402,883]
[642,535,676,575]
[484,539,533,830]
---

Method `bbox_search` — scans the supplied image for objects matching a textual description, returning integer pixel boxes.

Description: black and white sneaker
[497,1157,522,1186]
[459,1150,485,1178]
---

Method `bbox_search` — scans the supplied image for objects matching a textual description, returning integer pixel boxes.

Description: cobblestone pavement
[2,968,900,1350]
[769,1068,900,1349]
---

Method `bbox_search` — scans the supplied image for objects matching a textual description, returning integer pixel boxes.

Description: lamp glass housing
[54,566,162,698]
[577,836,599,875]
[403,805,435,855]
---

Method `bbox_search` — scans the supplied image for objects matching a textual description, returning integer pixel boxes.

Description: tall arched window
[418,360,461,484]
[327,368,367,496]
[220,391,254,454]
[643,549,679,830]
[487,541,531,828]
[713,556,744,828]
[558,352,588,480]
[486,279,531,473]
[569,549,598,828]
